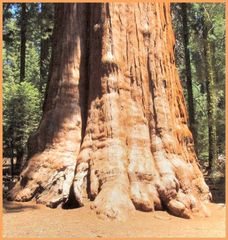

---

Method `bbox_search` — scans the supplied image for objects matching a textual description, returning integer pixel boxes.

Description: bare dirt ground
[3,200,226,238]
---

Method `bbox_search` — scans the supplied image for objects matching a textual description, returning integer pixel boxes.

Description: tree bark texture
[9,3,211,220]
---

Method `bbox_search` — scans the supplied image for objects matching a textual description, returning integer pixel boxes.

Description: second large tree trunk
[9,3,211,220]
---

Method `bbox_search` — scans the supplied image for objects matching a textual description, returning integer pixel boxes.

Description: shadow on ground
[3,200,39,213]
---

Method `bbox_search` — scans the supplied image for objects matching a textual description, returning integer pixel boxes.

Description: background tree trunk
[202,13,218,174]
[9,3,211,220]
[181,3,197,150]
[20,3,27,82]
[14,3,27,172]
[39,3,53,94]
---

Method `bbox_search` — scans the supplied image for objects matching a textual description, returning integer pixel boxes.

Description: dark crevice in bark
[163,4,168,26]
[63,185,81,209]
[147,54,159,136]
[88,3,103,102]
[79,4,91,144]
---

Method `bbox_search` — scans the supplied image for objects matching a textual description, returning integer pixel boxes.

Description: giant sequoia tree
[9,3,211,220]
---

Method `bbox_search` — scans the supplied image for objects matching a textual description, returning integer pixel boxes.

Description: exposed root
[167,199,192,219]
[8,150,77,208]
[91,181,135,221]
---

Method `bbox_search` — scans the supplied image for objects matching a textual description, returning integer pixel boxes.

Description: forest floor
[3,200,226,238]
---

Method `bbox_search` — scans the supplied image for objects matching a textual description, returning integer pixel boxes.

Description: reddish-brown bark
[9,3,211,220]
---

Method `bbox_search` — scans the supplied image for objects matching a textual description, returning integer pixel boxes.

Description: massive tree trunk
[9,3,211,220]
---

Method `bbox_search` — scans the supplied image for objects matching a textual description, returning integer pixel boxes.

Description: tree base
[8,144,212,220]
[8,3,212,221]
